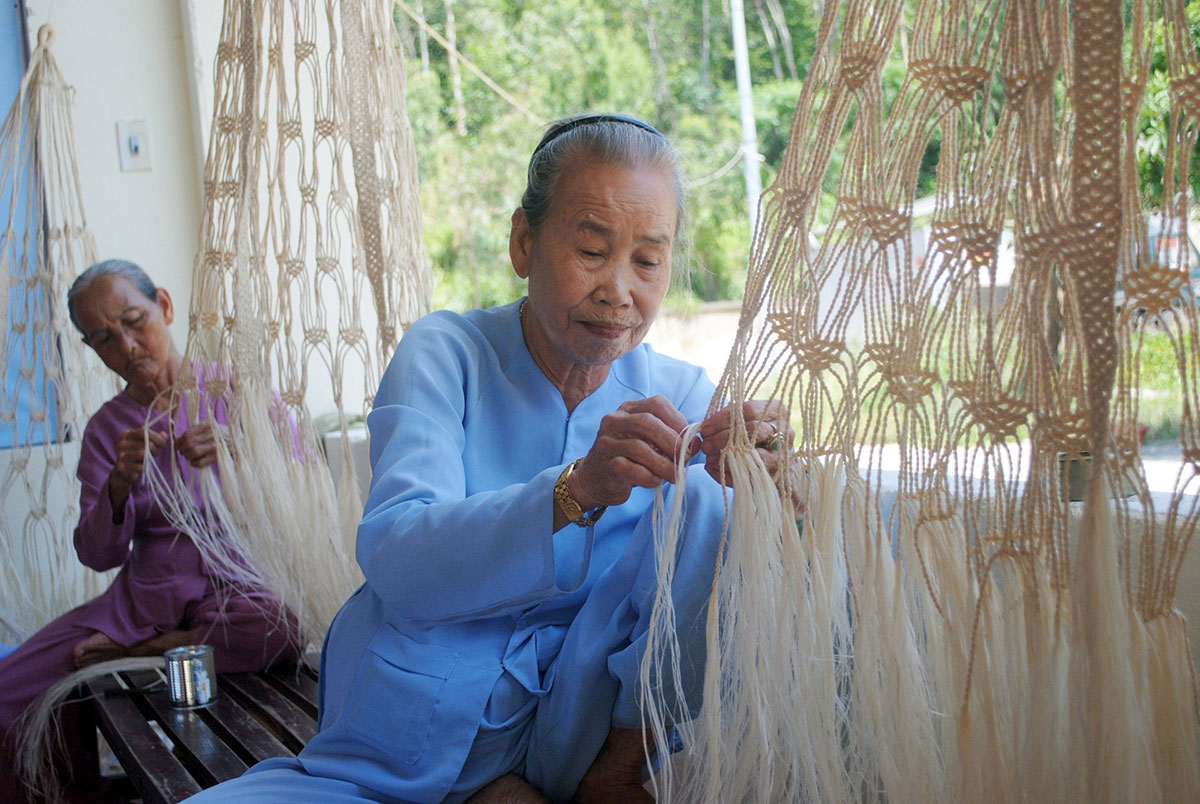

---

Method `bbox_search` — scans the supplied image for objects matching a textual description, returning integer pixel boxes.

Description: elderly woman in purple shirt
[0,259,301,803]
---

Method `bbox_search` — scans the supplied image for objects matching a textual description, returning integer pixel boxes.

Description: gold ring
[759,423,786,451]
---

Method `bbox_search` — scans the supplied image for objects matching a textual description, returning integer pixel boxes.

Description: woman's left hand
[697,401,806,515]
[175,421,224,468]
[696,400,795,484]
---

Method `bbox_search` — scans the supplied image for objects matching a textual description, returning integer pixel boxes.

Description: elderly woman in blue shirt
[188,114,795,804]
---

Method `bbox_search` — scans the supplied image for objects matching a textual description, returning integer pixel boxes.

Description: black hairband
[531,114,665,159]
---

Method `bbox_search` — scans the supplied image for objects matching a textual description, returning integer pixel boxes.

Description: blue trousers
[186,468,725,803]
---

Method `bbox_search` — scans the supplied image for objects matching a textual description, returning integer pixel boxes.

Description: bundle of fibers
[140,0,430,649]
[638,435,1200,803]
[635,0,1200,800]
[640,422,850,803]
[14,657,165,803]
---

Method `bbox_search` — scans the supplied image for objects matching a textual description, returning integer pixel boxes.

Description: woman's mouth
[581,321,629,340]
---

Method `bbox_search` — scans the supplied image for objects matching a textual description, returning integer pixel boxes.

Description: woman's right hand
[108,428,167,509]
[570,395,691,510]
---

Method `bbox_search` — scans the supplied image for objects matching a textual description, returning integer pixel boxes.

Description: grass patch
[1131,327,1191,444]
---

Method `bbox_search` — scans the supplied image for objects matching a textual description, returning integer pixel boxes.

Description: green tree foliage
[397,0,818,310]
[1136,0,1200,208]
[396,1,1191,312]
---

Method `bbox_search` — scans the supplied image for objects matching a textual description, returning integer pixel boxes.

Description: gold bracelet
[554,459,606,527]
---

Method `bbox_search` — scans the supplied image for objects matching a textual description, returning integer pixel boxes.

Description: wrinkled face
[73,275,176,389]
[511,158,676,371]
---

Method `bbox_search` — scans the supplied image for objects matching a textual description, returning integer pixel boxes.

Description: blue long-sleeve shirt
[308,299,717,802]
[357,299,714,622]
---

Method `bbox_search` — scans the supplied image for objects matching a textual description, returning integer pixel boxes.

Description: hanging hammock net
[640,0,1200,801]
[0,26,120,644]
[139,0,431,649]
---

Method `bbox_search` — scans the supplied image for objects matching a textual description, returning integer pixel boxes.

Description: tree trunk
[753,0,784,81]
[642,0,672,125]
[445,0,467,136]
[415,0,430,71]
[764,0,797,80]
[391,4,416,60]
[701,0,711,90]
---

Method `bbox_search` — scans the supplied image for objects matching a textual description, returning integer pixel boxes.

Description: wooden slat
[85,664,320,800]
[195,686,296,766]
[85,674,202,804]
[121,669,249,786]
[264,662,320,717]
[219,673,317,751]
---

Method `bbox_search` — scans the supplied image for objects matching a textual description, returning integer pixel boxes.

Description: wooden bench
[82,661,319,803]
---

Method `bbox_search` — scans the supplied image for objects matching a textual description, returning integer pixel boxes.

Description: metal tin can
[164,644,217,709]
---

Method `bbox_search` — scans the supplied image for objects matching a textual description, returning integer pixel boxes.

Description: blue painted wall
[1,1,59,450]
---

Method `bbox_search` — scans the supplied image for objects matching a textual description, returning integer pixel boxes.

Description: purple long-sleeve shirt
[1,371,300,804]
[71,376,227,645]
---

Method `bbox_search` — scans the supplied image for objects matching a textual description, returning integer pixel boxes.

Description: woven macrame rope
[144,0,430,646]
[640,1,1200,801]
[0,27,119,642]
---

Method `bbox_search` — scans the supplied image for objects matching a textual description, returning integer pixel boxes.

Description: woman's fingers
[631,395,690,433]
[575,396,693,508]
[118,430,146,461]
[147,429,168,455]
[695,400,799,488]
[176,422,220,467]
[618,397,689,455]
[602,433,678,484]
[606,454,672,492]
[118,429,165,461]
[113,430,150,489]
[699,400,793,454]
[182,441,218,468]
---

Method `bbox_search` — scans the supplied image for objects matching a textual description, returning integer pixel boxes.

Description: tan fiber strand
[15,657,165,803]
[144,0,431,647]
[0,27,120,643]
[640,0,1200,800]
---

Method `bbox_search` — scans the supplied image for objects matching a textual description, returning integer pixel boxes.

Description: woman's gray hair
[521,114,686,236]
[67,259,157,334]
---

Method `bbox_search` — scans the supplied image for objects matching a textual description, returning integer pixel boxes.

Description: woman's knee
[462,773,548,804]
[192,600,302,672]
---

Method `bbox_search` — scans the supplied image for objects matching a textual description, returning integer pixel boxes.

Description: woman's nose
[116,329,138,354]
[593,261,633,307]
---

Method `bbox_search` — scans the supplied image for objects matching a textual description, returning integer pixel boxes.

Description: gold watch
[555,459,606,527]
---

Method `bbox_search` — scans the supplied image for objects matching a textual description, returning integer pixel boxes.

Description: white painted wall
[23,0,204,336]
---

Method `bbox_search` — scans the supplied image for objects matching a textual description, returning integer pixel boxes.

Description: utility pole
[729,0,762,237]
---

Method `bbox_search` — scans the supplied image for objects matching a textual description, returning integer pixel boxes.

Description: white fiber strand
[14,657,166,804]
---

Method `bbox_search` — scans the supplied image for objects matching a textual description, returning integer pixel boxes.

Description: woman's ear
[509,208,532,280]
[156,287,175,326]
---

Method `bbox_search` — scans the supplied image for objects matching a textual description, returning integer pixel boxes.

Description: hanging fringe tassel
[14,657,165,804]
[639,437,1200,802]
[141,376,361,649]
[642,424,834,803]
